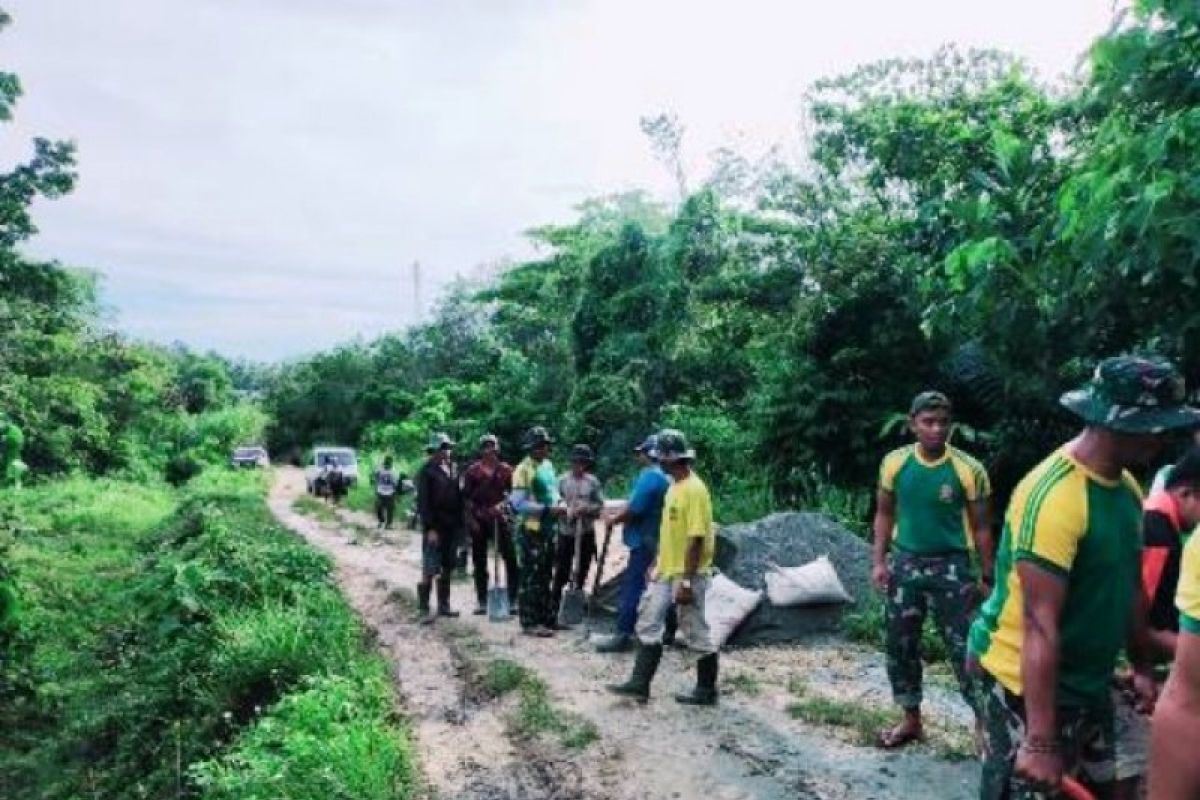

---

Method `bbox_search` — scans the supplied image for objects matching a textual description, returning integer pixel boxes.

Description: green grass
[292,493,337,524]
[785,676,973,760]
[725,671,763,697]
[473,656,598,750]
[0,472,416,799]
[786,694,894,747]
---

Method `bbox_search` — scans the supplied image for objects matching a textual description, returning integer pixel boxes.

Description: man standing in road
[462,434,518,616]
[415,433,464,625]
[510,426,565,637]
[373,455,400,530]
[595,436,670,653]
[969,356,1200,799]
[608,429,719,705]
[873,390,993,748]
[553,444,605,618]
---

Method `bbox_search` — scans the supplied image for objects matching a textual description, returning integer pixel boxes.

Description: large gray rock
[591,511,871,647]
[716,512,871,646]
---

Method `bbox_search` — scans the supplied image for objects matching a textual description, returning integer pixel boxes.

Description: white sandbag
[764,556,853,607]
[704,573,763,648]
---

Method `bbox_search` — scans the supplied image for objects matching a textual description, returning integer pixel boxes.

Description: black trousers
[551,531,597,614]
[470,518,519,607]
[375,494,395,527]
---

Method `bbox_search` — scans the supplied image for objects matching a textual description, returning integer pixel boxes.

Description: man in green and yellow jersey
[874,390,993,748]
[1149,532,1200,799]
[510,426,565,637]
[608,429,719,706]
[969,356,1200,799]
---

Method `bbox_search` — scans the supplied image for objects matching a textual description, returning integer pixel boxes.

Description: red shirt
[462,459,513,524]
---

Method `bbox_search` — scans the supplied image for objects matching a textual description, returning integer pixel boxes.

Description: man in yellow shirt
[608,429,718,705]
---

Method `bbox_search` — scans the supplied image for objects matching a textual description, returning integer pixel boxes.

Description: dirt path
[268,467,980,800]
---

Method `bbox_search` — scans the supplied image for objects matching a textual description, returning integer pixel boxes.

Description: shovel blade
[487,587,510,622]
[557,589,585,627]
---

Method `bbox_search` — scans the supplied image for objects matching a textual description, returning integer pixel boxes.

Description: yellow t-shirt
[656,473,715,579]
[1176,534,1200,634]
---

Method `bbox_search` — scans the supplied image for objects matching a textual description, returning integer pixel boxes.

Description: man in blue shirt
[595,435,671,653]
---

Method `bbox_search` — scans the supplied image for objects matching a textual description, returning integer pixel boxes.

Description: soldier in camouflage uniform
[872,391,993,748]
[969,357,1200,799]
[510,427,565,637]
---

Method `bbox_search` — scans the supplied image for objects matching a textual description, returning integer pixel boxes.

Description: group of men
[873,355,1200,799]
[392,352,1200,798]
[408,424,722,706]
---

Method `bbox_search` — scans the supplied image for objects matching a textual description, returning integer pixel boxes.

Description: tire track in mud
[268,468,979,800]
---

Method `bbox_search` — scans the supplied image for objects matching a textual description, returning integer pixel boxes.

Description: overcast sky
[2,0,1118,361]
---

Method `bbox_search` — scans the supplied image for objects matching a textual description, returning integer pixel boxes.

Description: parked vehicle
[305,446,359,495]
[230,445,270,469]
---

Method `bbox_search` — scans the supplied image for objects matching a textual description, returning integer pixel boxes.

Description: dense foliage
[262,2,1200,518]
[0,472,415,799]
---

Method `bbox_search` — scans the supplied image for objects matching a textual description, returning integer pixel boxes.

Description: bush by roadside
[0,470,415,800]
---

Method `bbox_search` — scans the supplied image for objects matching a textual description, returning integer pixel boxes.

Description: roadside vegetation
[0,470,416,799]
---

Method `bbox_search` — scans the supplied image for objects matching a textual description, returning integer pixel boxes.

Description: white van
[305,446,359,494]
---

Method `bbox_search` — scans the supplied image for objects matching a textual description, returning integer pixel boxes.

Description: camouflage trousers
[885,550,979,712]
[976,670,1115,800]
[517,524,556,630]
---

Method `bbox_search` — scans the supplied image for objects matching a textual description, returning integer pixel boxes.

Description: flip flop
[876,724,924,749]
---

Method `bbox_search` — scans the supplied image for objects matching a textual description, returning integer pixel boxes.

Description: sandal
[876,723,924,749]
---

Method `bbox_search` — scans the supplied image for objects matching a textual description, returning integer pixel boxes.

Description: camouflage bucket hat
[522,426,554,450]
[1060,356,1200,434]
[655,428,696,463]
[425,432,456,452]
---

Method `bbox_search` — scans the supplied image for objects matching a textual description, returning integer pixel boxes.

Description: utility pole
[411,260,422,326]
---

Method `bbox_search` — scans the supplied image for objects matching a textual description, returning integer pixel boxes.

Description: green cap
[1060,356,1200,434]
[910,390,952,416]
[425,432,455,453]
[655,429,695,463]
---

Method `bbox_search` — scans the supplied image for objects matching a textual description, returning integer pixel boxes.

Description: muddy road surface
[268,467,979,800]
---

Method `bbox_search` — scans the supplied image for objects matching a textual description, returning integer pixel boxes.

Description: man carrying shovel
[608,429,719,705]
[595,435,670,653]
[462,434,517,616]
[553,444,605,625]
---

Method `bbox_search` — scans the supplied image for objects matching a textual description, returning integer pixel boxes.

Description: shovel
[557,517,586,627]
[487,518,511,622]
[582,519,615,638]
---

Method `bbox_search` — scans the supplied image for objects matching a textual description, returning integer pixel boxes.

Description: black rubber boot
[417,582,435,625]
[594,634,632,654]
[436,577,460,618]
[606,643,662,703]
[675,653,719,706]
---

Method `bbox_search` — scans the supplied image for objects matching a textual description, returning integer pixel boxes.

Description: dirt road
[268,467,979,800]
